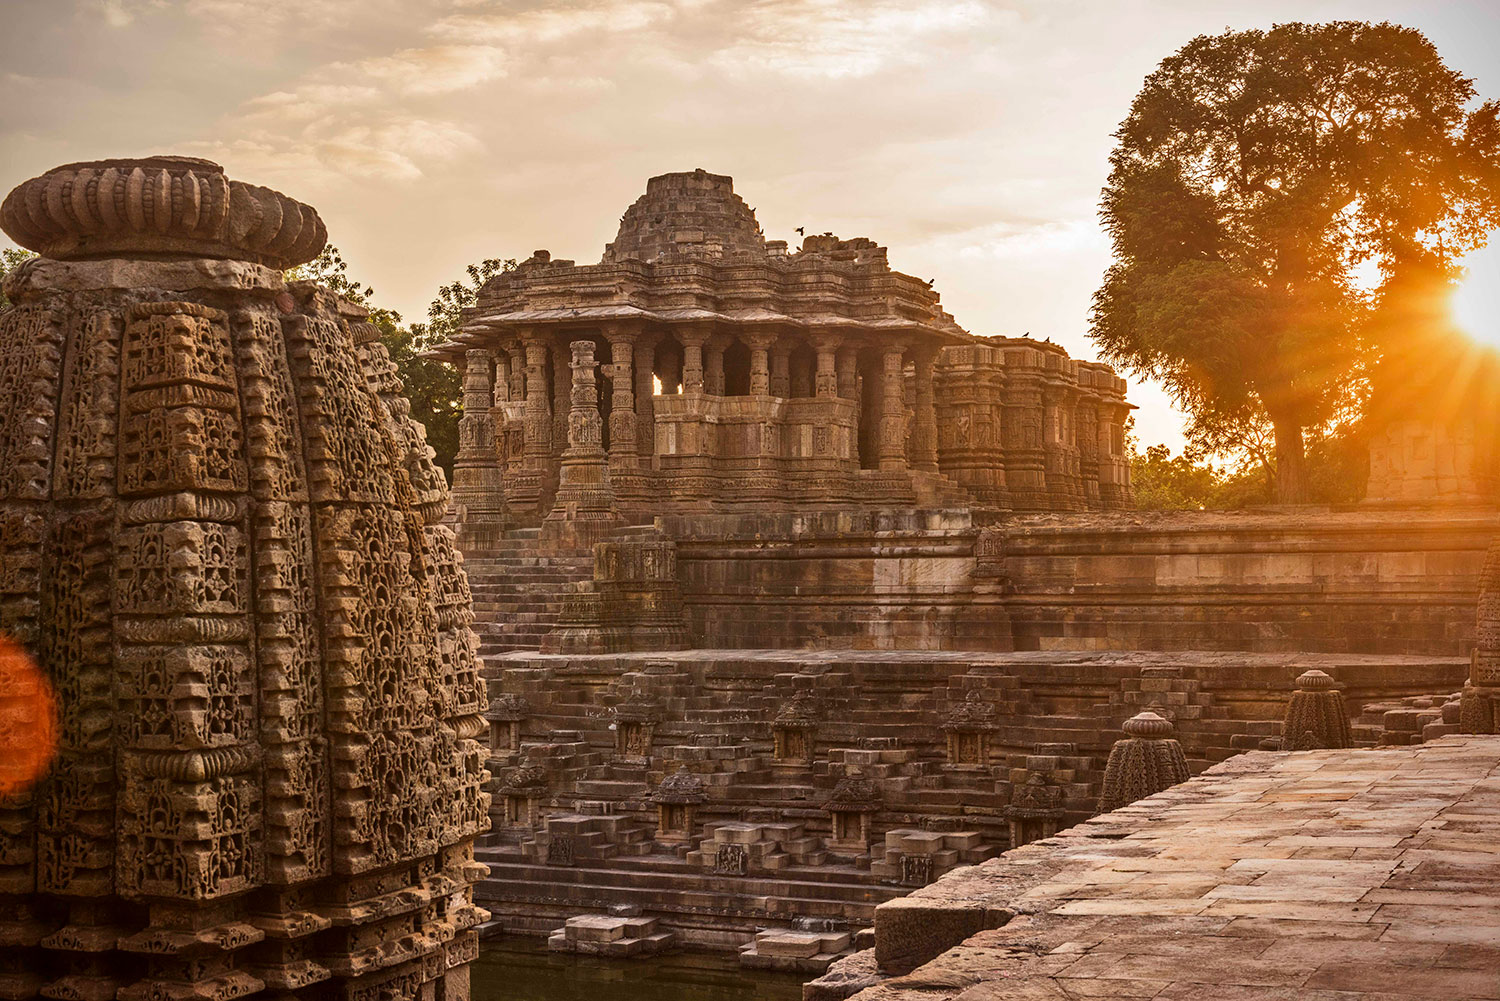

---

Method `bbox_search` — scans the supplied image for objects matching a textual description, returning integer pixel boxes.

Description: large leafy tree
[287,247,513,477]
[1092,21,1500,502]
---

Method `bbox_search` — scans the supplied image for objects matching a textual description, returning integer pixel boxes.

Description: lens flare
[1453,240,1500,351]
[0,635,56,799]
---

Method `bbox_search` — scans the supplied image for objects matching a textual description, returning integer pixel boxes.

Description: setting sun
[1454,238,1500,350]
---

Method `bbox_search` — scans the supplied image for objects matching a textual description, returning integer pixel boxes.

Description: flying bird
[795,227,804,235]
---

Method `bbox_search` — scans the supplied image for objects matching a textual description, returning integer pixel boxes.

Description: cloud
[184,116,483,184]
[428,1,682,45]
[354,44,508,96]
[709,0,1009,80]
[85,0,166,27]
[181,0,387,31]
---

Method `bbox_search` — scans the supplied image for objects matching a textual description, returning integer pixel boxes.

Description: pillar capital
[675,324,711,348]
[809,330,844,353]
[740,328,780,351]
[602,320,643,347]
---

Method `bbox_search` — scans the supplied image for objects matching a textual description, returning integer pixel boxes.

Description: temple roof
[434,170,975,361]
[603,169,766,263]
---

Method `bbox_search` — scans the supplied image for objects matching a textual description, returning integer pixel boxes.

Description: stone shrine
[0,158,489,1000]
[434,169,1134,540]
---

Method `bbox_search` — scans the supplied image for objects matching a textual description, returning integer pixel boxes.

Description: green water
[471,939,806,1001]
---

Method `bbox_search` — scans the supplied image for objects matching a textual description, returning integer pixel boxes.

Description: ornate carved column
[507,331,555,518]
[680,327,707,394]
[523,335,552,467]
[770,343,791,398]
[541,339,623,552]
[634,332,659,458]
[911,344,939,472]
[492,351,510,402]
[811,333,841,398]
[551,336,571,455]
[451,347,505,522]
[705,333,729,396]
[836,345,859,400]
[790,350,813,398]
[879,346,909,471]
[507,341,526,402]
[606,325,637,470]
[501,340,526,474]
[744,331,776,395]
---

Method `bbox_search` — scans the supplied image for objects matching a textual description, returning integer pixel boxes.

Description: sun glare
[1453,239,1500,350]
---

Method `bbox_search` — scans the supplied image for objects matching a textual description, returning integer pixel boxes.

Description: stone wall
[475,648,1467,952]
[660,507,1498,654]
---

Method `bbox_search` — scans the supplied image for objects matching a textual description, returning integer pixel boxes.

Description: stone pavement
[810,736,1500,1000]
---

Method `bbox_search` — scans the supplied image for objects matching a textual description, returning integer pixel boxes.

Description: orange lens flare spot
[0,635,56,799]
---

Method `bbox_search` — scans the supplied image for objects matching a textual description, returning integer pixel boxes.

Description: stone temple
[0,159,1497,1001]
[433,168,1134,542]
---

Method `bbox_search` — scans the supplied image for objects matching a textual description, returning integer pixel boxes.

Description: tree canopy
[1091,21,1500,502]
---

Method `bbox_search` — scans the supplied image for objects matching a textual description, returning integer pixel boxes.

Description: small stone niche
[489,693,529,753]
[652,766,706,844]
[824,771,880,853]
[943,691,997,768]
[499,765,547,830]
[772,690,820,767]
[612,687,660,762]
[1005,773,1064,848]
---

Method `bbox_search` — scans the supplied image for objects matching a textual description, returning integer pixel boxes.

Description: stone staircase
[909,470,972,508]
[465,527,594,654]
[521,809,656,865]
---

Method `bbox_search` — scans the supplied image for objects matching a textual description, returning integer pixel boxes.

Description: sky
[2,0,1498,451]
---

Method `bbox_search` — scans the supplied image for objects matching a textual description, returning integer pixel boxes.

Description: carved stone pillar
[879,346,909,471]
[744,331,776,396]
[811,333,841,398]
[680,328,707,394]
[507,332,555,517]
[770,344,791,398]
[911,345,939,472]
[507,341,526,403]
[551,337,571,455]
[524,336,552,466]
[606,327,637,464]
[541,339,622,552]
[634,332,659,458]
[705,334,729,396]
[836,346,858,400]
[452,347,504,522]
[790,351,813,398]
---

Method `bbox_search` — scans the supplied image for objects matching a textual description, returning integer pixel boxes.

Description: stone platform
[808,735,1500,1000]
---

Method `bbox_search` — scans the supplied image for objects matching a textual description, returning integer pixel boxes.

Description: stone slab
[813,736,1500,1000]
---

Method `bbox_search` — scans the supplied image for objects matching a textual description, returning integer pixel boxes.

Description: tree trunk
[1271,417,1308,504]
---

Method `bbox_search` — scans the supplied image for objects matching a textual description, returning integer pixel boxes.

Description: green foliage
[408,258,514,352]
[287,247,514,478]
[0,247,37,309]
[1131,430,1367,510]
[1092,21,1500,502]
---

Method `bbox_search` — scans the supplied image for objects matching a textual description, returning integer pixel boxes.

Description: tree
[287,247,514,477]
[1092,21,1500,502]
[0,247,37,309]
